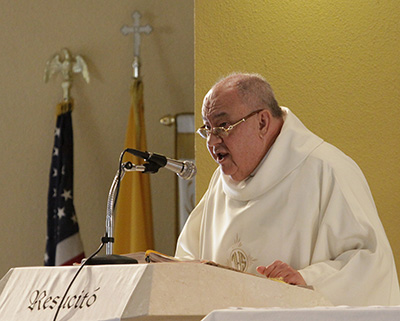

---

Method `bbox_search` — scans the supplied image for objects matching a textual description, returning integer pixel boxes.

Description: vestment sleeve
[174,194,206,260]
[298,166,400,306]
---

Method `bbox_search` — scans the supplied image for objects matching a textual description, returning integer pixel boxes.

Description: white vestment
[175,108,400,306]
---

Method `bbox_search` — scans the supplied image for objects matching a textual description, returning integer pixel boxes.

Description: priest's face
[201,82,267,181]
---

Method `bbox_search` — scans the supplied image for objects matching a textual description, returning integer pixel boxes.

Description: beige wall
[195,1,400,278]
[0,1,193,277]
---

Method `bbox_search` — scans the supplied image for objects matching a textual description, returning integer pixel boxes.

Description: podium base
[85,254,138,265]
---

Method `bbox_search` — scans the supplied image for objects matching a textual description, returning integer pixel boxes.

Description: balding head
[212,73,282,118]
[200,73,284,181]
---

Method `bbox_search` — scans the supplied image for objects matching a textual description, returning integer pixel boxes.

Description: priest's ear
[258,109,271,135]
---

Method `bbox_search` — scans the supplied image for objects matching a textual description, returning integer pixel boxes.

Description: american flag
[45,101,85,266]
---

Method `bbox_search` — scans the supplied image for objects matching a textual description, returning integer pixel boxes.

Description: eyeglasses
[197,109,264,139]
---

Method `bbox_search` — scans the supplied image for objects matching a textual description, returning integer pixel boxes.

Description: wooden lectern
[0,262,331,320]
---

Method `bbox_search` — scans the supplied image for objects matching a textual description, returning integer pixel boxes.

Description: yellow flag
[114,79,154,253]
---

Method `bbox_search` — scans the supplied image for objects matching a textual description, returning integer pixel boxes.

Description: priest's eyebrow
[202,111,230,123]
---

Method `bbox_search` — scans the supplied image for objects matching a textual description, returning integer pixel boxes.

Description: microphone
[126,149,197,180]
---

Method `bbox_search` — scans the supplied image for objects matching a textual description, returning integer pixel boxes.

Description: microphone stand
[85,159,147,265]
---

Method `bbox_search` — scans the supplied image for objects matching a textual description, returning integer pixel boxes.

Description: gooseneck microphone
[126,148,197,180]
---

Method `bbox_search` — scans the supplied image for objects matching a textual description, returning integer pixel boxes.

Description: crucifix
[121,11,153,79]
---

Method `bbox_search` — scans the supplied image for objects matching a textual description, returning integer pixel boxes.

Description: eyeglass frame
[196,109,265,139]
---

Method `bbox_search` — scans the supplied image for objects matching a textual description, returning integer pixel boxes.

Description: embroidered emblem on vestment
[227,234,256,272]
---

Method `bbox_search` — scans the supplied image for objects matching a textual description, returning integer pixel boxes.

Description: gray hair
[215,73,282,118]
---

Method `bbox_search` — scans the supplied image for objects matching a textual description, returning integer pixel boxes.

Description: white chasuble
[176,108,400,306]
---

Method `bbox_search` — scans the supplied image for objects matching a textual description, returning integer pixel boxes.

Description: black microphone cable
[53,148,130,321]
[52,148,161,320]
[52,241,105,321]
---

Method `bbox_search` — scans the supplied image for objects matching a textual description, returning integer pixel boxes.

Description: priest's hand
[256,260,307,286]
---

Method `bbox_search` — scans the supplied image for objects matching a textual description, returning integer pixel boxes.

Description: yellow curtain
[114,79,154,254]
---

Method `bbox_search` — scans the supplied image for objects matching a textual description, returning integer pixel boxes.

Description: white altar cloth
[202,306,400,321]
[0,265,147,321]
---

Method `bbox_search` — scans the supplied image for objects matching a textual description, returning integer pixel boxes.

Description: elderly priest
[175,72,400,306]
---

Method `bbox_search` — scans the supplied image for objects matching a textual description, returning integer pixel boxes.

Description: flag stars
[71,214,78,224]
[46,114,85,266]
[57,207,66,220]
[44,252,49,264]
[61,189,72,201]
